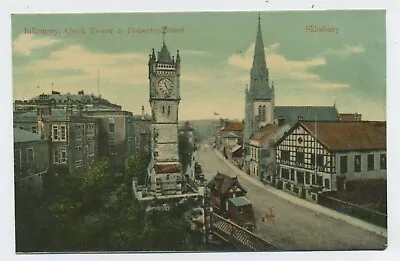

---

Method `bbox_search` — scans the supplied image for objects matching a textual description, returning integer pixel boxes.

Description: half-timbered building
[275,121,386,202]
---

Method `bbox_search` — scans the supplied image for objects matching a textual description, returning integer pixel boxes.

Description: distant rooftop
[14,127,42,143]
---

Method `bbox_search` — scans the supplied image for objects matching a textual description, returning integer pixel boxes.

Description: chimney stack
[278,117,285,126]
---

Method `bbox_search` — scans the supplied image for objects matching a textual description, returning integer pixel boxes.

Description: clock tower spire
[147,27,183,195]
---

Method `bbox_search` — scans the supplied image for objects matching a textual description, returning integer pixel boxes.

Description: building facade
[13,101,99,176]
[14,128,50,194]
[83,108,135,170]
[275,121,386,201]
[132,106,152,156]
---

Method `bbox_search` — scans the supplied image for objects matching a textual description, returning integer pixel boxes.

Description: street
[195,143,387,251]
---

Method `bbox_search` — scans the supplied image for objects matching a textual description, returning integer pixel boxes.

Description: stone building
[14,128,50,194]
[13,101,99,176]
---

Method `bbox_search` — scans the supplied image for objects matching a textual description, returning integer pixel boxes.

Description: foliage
[178,132,193,172]
[15,155,206,252]
[125,152,149,185]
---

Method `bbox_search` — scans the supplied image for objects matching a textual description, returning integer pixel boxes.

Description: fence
[318,193,387,228]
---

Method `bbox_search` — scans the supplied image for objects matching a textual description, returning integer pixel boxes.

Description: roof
[274,106,339,126]
[132,114,152,121]
[250,124,283,143]
[231,144,242,153]
[154,163,181,174]
[14,109,67,120]
[300,121,386,151]
[222,121,244,132]
[223,132,239,139]
[14,128,42,143]
[208,172,247,195]
[229,196,252,207]
[339,113,362,121]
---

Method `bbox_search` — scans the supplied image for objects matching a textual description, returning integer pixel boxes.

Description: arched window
[168,106,171,115]
[258,105,266,122]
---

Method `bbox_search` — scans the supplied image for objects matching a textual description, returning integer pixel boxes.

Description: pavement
[195,143,387,251]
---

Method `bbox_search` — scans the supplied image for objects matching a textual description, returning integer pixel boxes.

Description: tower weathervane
[162,26,168,44]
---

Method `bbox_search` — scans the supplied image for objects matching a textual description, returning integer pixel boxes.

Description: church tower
[243,15,275,171]
[147,28,183,195]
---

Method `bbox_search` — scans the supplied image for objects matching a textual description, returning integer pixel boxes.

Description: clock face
[157,78,173,95]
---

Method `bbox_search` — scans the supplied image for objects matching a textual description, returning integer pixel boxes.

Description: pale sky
[11,11,386,121]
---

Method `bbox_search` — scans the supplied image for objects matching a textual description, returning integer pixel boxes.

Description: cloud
[320,44,365,57]
[180,49,212,57]
[227,43,355,91]
[12,34,61,56]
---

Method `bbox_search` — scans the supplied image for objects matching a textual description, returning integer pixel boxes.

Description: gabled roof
[274,106,339,126]
[299,121,386,151]
[229,196,252,207]
[250,124,283,143]
[208,172,247,195]
[154,163,181,174]
[222,121,243,132]
[14,128,42,143]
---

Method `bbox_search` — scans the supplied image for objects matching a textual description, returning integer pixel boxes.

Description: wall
[335,150,387,181]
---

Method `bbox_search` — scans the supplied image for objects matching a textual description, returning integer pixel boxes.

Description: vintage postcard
[11,10,387,253]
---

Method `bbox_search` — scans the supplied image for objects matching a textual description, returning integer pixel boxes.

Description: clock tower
[147,29,183,195]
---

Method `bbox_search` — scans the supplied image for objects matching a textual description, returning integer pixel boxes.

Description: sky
[11,10,386,121]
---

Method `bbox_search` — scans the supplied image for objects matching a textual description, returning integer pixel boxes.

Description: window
[317,175,323,186]
[60,125,67,141]
[31,126,38,134]
[27,148,34,168]
[60,148,67,163]
[258,105,266,122]
[367,154,375,171]
[52,125,59,140]
[168,106,171,116]
[324,179,330,189]
[75,125,82,140]
[312,174,316,185]
[297,171,305,185]
[109,120,115,133]
[54,149,60,163]
[310,154,315,166]
[162,106,165,114]
[305,172,311,185]
[281,150,290,161]
[237,207,243,213]
[281,168,289,179]
[296,152,305,163]
[76,145,82,165]
[290,169,295,181]
[317,154,324,167]
[354,155,361,172]
[380,154,386,170]
[340,155,348,174]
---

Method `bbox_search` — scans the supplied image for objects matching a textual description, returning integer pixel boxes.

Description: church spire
[250,14,271,100]
[157,26,172,63]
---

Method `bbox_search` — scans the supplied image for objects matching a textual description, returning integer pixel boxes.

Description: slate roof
[274,106,339,126]
[339,113,362,121]
[222,121,244,132]
[208,172,247,195]
[229,196,252,207]
[14,109,67,121]
[300,121,386,151]
[14,128,42,143]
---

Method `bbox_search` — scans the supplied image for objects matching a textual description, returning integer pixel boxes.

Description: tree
[125,152,149,185]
